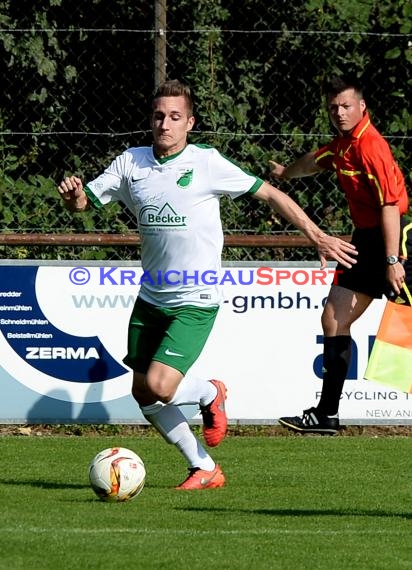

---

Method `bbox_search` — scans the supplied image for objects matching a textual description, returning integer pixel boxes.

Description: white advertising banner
[0,261,410,425]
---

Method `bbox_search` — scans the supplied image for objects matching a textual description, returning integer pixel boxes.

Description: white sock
[168,376,217,407]
[140,401,183,443]
[175,435,215,471]
[141,402,215,470]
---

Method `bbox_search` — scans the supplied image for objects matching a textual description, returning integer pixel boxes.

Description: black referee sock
[317,335,352,416]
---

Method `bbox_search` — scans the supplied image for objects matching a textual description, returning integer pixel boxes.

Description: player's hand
[58,176,84,200]
[268,160,286,180]
[386,262,406,296]
[57,176,88,211]
[316,234,358,270]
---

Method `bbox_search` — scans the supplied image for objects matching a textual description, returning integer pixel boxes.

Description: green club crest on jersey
[177,169,193,188]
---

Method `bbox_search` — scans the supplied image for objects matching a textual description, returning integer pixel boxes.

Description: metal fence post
[154,0,167,88]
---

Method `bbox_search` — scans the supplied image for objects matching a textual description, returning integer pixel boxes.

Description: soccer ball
[88,447,146,502]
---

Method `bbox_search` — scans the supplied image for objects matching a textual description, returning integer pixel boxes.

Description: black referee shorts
[335,215,412,303]
[398,216,412,306]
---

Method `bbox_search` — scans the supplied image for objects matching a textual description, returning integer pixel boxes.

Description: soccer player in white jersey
[57,79,357,490]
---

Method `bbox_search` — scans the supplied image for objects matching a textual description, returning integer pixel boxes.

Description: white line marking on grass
[1,527,410,536]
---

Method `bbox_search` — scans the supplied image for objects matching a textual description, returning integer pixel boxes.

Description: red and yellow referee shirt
[314,112,409,229]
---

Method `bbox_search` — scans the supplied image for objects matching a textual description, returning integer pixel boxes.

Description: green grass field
[1,430,412,570]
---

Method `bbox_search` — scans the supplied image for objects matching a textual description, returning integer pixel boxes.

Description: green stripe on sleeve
[84,185,104,209]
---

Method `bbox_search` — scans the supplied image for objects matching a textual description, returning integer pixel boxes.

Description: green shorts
[123,297,219,375]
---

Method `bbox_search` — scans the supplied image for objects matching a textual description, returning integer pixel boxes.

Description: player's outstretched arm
[57,175,89,212]
[254,181,357,269]
[269,152,321,180]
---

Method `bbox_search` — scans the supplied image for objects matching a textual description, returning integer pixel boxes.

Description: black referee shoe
[278,407,340,435]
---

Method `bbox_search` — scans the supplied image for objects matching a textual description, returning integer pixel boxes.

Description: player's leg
[278,227,383,434]
[125,299,225,489]
[317,285,373,415]
[133,366,225,490]
[278,286,372,434]
[153,305,228,447]
[170,376,227,447]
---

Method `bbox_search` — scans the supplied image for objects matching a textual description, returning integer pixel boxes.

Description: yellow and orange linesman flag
[364,299,412,393]
[365,217,412,392]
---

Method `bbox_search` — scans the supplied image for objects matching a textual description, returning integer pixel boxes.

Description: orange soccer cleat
[200,379,228,447]
[175,464,225,490]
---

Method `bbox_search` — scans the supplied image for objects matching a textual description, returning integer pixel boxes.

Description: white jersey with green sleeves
[85,143,264,307]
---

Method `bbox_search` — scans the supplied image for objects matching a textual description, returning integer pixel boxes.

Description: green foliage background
[0,0,411,260]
